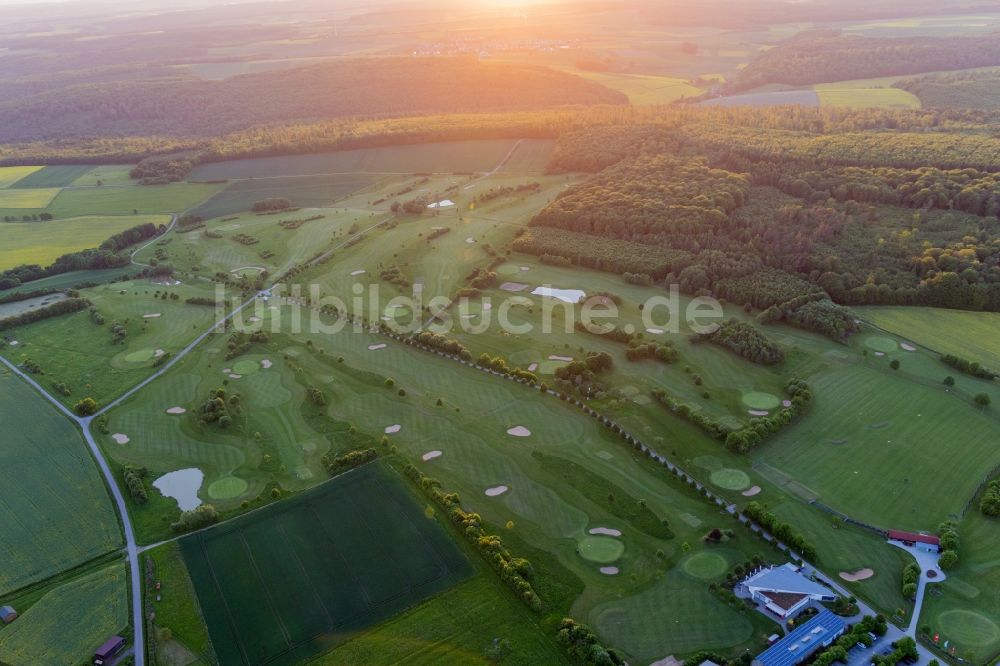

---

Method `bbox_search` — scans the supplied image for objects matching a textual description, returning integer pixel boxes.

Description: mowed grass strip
[0,166,43,188]
[180,462,473,666]
[0,187,61,208]
[0,564,128,665]
[0,373,122,595]
[0,214,170,270]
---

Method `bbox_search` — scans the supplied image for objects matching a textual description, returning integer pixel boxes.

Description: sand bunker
[166,407,186,415]
[368,343,387,351]
[782,399,792,407]
[228,373,242,379]
[874,351,885,357]
[500,282,529,292]
[506,426,531,437]
[384,424,401,434]
[153,468,204,512]
[748,409,769,416]
[350,269,366,276]
[840,568,874,582]
[548,355,573,362]
[222,368,231,373]
[519,266,530,271]
[248,316,261,323]
[485,485,509,497]
[111,433,130,445]
[531,286,585,303]
[422,450,443,462]
[589,527,622,537]
[742,485,761,497]
[901,343,916,351]
[154,349,165,358]
[483,302,492,311]
[599,567,619,575]
[143,313,161,318]
[8,340,18,346]
[261,359,272,369]
[465,237,476,244]
[527,363,538,372]
[427,199,455,208]
[646,328,664,334]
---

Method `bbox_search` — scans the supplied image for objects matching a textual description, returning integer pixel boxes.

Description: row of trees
[941,353,996,380]
[743,501,817,561]
[691,319,785,366]
[980,479,1000,517]
[0,296,89,331]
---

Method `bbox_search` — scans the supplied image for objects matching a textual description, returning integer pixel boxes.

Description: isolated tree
[975,393,991,407]
[74,397,98,416]
[943,376,955,386]
[890,359,900,370]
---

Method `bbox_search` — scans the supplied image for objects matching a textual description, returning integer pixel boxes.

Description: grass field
[857,306,1000,371]
[190,174,385,221]
[0,187,61,208]
[0,371,121,596]
[181,462,474,666]
[0,214,170,270]
[0,166,43,188]
[0,564,128,665]
[2,265,137,295]
[814,80,922,108]
[188,139,553,181]
[147,542,215,664]
[10,165,94,188]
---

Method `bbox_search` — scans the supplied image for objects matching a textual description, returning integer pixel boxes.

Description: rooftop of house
[743,563,833,599]
[754,610,847,666]
[760,590,809,611]
[888,530,940,545]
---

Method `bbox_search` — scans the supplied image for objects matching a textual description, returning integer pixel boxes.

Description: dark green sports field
[180,462,473,666]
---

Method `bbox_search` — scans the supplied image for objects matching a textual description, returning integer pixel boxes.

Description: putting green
[232,359,260,375]
[865,336,898,353]
[741,391,780,411]
[537,360,570,374]
[710,468,751,491]
[496,264,521,276]
[207,476,249,500]
[682,552,728,580]
[578,536,625,564]
[937,610,1000,647]
[123,349,156,363]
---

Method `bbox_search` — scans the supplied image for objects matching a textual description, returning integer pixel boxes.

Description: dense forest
[0,58,625,143]
[724,32,1000,91]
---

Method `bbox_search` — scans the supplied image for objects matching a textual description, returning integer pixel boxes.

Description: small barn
[0,605,17,624]
[888,530,941,553]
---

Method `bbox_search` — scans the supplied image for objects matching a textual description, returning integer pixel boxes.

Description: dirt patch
[840,568,874,582]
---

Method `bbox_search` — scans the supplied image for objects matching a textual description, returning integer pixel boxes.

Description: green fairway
[759,363,1000,529]
[181,462,474,666]
[0,564,128,665]
[858,306,1000,371]
[0,372,121,595]
[0,166,43,188]
[0,214,170,270]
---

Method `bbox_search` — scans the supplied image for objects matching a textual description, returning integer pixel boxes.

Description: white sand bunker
[589,527,622,537]
[143,313,161,318]
[222,367,231,373]
[519,266,530,271]
[154,349,166,358]
[485,485,509,497]
[111,433,130,445]
[350,269,366,276]
[261,359,272,369]
[500,282,529,292]
[248,316,261,323]
[9,341,18,346]
[506,426,531,437]
[527,363,538,372]
[385,424,401,434]
[427,199,455,208]
[840,568,874,582]
[153,468,204,512]
[646,328,664,334]
[874,351,885,357]
[782,399,792,407]
[549,355,573,362]
[599,567,619,575]
[748,409,769,416]
[368,343,387,351]
[901,343,916,351]
[422,450,443,461]
[742,485,761,497]
[531,286,585,303]
[166,407,186,415]
[465,237,476,244]
[228,373,242,379]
